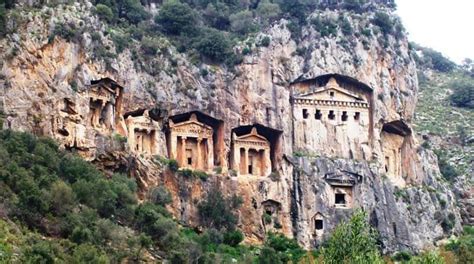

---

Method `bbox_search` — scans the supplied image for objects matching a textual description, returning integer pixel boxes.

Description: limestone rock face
[0,1,462,253]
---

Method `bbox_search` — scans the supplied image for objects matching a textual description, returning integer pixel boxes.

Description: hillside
[0,0,472,263]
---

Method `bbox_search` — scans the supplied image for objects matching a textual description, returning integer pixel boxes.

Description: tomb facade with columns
[85,78,124,131]
[168,113,215,172]
[292,74,373,160]
[125,109,163,156]
[231,127,272,177]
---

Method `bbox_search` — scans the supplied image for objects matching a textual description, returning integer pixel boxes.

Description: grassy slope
[414,70,473,177]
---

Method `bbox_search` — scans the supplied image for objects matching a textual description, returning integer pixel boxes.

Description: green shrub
[263,213,272,224]
[434,149,458,181]
[223,230,244,247]
[155,1,197,35]
[72,243,109,263]
[321,210,384,264]
[0,2,6,38]
[258,36,271,47]
[257,0,281,24]
[392,251,412,261]
[450,80,474,109]
[264,232,306,263]
[195,28,232,62]
[408,251,444,264]
[372,12,393,35]
[149,186,172,206]
[198,188,242,231]
[312,16,338,38]
[229,10,256,35]
[167,159,179,172]
[95,4,114,23]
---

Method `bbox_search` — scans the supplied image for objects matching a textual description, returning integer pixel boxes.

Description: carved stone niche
[312,212,325,237]
[381,120,412,187]
[324,170,362,209]
[125,109,162,156]
[291,74,374,160]
[167,111,224,172]
[84,78,124,131]
[231,125,282,177]
[261,199,282,231]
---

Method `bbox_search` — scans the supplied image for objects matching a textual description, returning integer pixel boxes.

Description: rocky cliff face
[0,0,462,253]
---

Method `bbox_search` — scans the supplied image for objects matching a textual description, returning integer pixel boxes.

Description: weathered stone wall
[0,1,462,253]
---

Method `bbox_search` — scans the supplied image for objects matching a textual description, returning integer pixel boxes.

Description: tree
[197,188,242,230]
[195,28,233,62]
[95,4,114,23]
[155,1,197,35]
[0,1,6,37]
[372,12,393,35]
[321,210,384,264]
[256,0,281,25]
[450,80,474,109]
[229,10,256,35]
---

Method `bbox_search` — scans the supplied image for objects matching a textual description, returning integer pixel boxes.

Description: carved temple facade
[231,127,272,177]
[125,109,162,156]
[86,78,124,131]
[167,113,215,172]
[291,74,373,160]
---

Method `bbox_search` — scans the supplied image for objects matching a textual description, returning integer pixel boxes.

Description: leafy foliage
[321,210,384,264]
[155,1,197,35]
[198,188,243,231]
[450,79,474,109]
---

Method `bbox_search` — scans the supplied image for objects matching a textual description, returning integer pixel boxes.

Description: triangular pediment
[295,77,366,102]
[236,127,269,143]
[172,120,212,131]
[324,170,362,186]
[298,87,363,101]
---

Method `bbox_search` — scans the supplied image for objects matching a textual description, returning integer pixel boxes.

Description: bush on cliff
[321,210,384,264]
[450,79,474,109]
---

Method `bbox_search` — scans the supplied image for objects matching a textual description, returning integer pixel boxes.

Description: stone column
[196,138,202,170]
[180,137,186,167]
[170,132,177,160]
[232,145,240,175]
[126,118,135,153]
[207,137,214,172]
[243,148,249,175]
[263,148,272,176]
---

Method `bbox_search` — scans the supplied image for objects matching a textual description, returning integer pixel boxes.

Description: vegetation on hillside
[0,0,404,70]
[0,130,306,262]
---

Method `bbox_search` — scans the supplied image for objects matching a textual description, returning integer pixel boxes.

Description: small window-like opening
[385,156,390,173]
[335,194,346,205]
[248,165,253,174]
[354,112,360,121]
[328,110,335,120]
[315,109,322,120]
[392,222,397,235]
[341,111,348,122]
[315,219,323,230]
[266,209,273,216]
[187,157,192,165]
[302,109,309,119]
[329,91,335,97]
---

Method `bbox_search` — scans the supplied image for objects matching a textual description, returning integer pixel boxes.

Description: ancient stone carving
[168,113,214,172]
[324,170,362,209]
[312,212,324,237]
[292,75,373,160]
[231,127,271,177]
[85,78,124,131]
[126,110,161,156]
[381,120,412,187]
[261,199,282,232]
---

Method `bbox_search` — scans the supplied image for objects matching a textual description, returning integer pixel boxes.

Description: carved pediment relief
[324,170,362,186]
[233,127,270,149]
[170,116,213,137]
